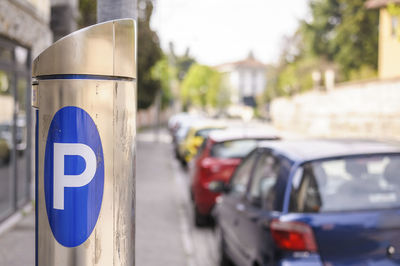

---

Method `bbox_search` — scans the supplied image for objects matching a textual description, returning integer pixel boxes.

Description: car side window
[248,152,280,210]
[229,151,258,198]
[195,138,207,157]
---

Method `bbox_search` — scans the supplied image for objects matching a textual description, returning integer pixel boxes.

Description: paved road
[0,210,34,266]
[136,130,219,266]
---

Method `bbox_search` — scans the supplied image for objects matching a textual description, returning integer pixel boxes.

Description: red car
[190,128,279,226]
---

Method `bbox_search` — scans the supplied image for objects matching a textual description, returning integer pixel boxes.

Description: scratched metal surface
[36,78,136,266]
[34,19,136,266]
[32,19,136,79]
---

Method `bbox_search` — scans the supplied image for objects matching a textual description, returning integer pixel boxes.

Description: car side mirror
[208,180,229,193]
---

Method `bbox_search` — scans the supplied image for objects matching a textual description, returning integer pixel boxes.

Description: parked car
[190,128,279,226]
[212,139,400,266]
[168,112,191,135]
[178,121,226,165]
[171,115,204,159]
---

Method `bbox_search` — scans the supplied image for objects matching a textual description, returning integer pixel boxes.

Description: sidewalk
[0,132,189,266]
[136,138,187,266]
[0,210,34,266]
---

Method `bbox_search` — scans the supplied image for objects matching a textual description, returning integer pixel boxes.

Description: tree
[78,0,97,28]
[301,0,379,79]
[137,0,162,109]
[265,0,379,101]
[180,64,225,110]
[332,0,379,79]
[168,43,196,81]
[78,0,163,110]
[151,56,176,108]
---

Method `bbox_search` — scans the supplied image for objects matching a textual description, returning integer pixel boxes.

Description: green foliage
[78,0,163,110]
[388,3,400,16]
[388,3,400,41]
[266,0,379,101]
[78,0,97,28]
[151,56,176,108]
[348,65,377,80]
[301,0,342,60]
[278,58,315,94]
[180,64,228,109]
[137,0,163,109]
[333,0,379,79]
[302,0,379,79]
[169,45,196,81]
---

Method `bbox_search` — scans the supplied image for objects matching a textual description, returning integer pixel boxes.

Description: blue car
[212,139,400,266]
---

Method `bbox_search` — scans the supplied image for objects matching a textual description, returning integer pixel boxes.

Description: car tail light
[270,219,317,252]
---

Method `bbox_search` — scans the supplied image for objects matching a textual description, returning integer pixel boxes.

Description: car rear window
[194,128,220,138]
[210,139,260,159]
[290,155,400,213]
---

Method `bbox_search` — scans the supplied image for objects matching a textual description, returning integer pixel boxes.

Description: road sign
[44,106,104,247]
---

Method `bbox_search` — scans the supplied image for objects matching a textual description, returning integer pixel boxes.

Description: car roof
[188,120,226,131]
[209,128,280,142]
[258,139,400,162]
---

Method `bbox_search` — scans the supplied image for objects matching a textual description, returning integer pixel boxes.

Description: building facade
[0,0,52,222]
[366,0,400,79]
[216,52,267,107]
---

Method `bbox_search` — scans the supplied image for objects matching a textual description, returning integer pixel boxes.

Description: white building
[216,52,267,107]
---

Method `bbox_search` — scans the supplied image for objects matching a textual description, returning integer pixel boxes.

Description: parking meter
[32,19,136,266]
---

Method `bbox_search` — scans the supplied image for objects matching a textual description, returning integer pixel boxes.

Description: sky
[151,0,309,66]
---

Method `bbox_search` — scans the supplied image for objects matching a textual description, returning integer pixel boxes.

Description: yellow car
[178,122,225,164]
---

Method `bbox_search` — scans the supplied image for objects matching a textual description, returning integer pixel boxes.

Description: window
[192,138,208,161]
[0,36,31,221]
[248,153,280,209]
[210,139,260,159]
[194,128,220,138]
[251,70,257,94]
[229,151,258,197]
[392,16,399,38]
[290,155,400,213]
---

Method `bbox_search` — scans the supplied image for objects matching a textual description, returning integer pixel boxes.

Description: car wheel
[180,158,187,167]
[190,188,194,202]
[216,224,234,266]
[194,207,208,227]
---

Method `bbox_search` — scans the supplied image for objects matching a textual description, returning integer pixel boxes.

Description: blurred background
[1,0,400,265]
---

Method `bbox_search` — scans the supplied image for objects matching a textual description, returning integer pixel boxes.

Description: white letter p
[53,143,97,210]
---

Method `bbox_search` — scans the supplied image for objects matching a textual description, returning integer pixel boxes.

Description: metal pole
[96,2,137,264]
[33,20,136,266]
[97,0,137,22]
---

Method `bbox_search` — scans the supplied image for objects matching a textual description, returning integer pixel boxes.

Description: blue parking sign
[44,106,104,247]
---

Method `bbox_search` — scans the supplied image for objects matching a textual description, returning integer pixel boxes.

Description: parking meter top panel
[32,19,136,79]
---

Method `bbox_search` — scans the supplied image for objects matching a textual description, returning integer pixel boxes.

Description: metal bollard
[32,19,136,266]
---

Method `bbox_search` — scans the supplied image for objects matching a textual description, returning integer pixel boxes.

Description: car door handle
[236,203,245,212]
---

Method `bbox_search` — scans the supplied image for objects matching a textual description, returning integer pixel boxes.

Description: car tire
[190,188,194,202]
[180,158,187,167]
[194,207,208,227]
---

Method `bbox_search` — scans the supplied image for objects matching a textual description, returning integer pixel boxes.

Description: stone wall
[270,78,400,140]
[0,0,52,57]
